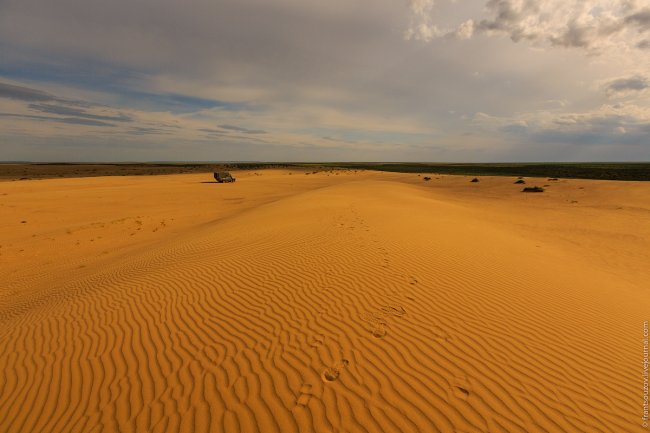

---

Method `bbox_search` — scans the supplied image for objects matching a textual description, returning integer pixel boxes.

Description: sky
[1,0,649,162]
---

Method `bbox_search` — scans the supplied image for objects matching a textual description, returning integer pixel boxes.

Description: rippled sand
[1,170,648,433]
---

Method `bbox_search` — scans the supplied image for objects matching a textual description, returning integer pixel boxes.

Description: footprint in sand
[360,313,387,337]
[322,367,340,382]
[308,334,325,348]
[361,303,406,339]
[321,359,349,383]
[360,311,387,324]
[451,376,472,400]
[296,384,313,406]
[371,323,387,339]
[380,305,406,317]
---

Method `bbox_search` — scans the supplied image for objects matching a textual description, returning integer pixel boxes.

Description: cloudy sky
[1,0,649,162]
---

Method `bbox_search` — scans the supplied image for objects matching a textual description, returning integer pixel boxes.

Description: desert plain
[0,168,648,433]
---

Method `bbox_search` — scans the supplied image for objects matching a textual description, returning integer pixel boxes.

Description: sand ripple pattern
[0,181,646,433]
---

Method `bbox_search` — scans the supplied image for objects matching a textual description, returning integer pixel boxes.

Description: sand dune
[0,170,647,433]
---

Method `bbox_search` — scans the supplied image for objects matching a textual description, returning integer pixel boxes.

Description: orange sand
[0,170,648,433]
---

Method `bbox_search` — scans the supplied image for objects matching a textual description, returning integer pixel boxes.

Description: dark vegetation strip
[2,162,649,181]
[322,163,650,181]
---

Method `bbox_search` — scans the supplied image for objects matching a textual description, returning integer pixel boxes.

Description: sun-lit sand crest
[0,169,648,433]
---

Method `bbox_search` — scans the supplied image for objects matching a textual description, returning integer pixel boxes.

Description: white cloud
[404,0,440,41]
[454,19,475,40]
[414,0,650,52]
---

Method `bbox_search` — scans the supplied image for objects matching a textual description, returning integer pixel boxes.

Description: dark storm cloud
[638,39,650,49]
[624,8,650,30]
[605,76,649,94]
[476,0,530,35]
[548,24,594,49]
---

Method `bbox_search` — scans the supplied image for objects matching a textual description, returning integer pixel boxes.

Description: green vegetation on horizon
[3,162,650,181]
[316,162,650,181]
